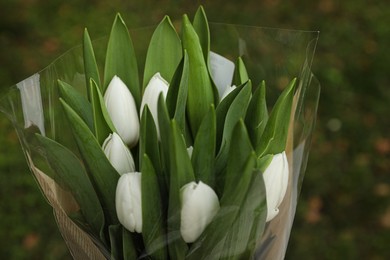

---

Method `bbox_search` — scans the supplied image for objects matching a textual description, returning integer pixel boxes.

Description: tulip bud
[180,181,220,243]
[263,151,289,222]
[115,172,142,233]
[102,132,135,175]
[104,76,140,147]
[140,73,169,135]
[209,51,235,100]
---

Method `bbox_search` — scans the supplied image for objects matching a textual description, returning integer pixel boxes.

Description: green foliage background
[0,0,389,259]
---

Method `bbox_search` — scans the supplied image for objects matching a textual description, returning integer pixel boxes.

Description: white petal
[104,76,140,147]
[263,151,289,222]
[209,51,235,99]
[180,181,220,243]
[115,172,143,233]
[140,73,169,136]
[102,133,135,175]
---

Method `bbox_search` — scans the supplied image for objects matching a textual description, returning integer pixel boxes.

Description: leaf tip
[115,12,123,20]
[113,13,127,28]
[182,14,191,25]
[285,77,297,94]
[162,15,170,22]
[195,5,207,17]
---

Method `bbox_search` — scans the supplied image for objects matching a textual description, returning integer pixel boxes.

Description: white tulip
[209,51,235,100]
[104,76,139,147]
[263,151,289,222]
[140,72,169,135]
[102,132,135,175]
[180,181,220,243]
[115,172,143,233]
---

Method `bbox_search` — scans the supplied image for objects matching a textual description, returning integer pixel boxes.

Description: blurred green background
[0,0,388,259]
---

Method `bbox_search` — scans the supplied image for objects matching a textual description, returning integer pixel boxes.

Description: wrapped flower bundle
[0,6,320,260]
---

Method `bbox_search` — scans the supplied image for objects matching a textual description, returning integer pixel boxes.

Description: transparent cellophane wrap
[0,23,320,260]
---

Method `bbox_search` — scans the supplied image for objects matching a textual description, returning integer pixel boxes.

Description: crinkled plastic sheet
[0,23,320,260]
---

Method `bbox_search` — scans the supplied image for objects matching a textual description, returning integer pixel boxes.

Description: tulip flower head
[209,51,235,99]
[180,181,220,243]
[104,76,140,147]
[102,132,135,175]
[263,151,289,222]
[115,172,143,233]
[140,72,169,135]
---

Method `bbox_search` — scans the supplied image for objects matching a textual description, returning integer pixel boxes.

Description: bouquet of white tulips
[0,6,320,260]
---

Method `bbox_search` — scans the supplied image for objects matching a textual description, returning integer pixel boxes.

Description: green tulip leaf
[141,154,168,260]
[166,50,189,136]
[215,83,244,149]
[182,14,214,137]
[143,15,182,90]
[157,94,172,187]
[104,13,140,106]
[89,79,116,145]
[169,120,196,190]
[222,169,267,259]
[58,80,94,132]
[90,79,109,145]
[256,78,296,157]
[167,120,195,259]
[233,56,249,86]
[223,119,255,196]
[193,6,220,106]
[221,127,267,258]
[139,105,160,172]
[191,104,216,188]
[35,134,105,243]
[139,106,166,198]
[83,28,101,98]
[193,6,219,104]
[215,81,252,176]
[187,120,256,259]
[60,98,119,224]
[245,81,268,151]
[193,5,210,64]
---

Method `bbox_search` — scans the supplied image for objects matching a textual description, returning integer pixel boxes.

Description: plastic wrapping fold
[0,23,320,259]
